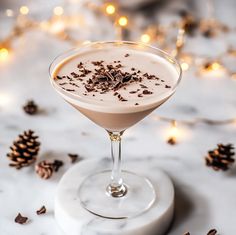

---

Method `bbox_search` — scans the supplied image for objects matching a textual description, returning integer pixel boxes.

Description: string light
[6,9,14,17]
[20,6,29,15]
[211,62,222,70]
[141,34,151,43]
[200,61,226,76]
[118,16,128,27]
[82,40,91,45]
[0,47,9,62]
[53,6,64,16]
[50,20,65,34]
[173,28,185,58]
[166,121,178,145]
[181,62,189,71]
[105,4,116,15]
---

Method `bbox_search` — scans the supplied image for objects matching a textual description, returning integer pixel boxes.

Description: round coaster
[55,158,174,235]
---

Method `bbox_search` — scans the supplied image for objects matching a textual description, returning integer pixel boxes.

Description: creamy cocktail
[49,41,181,219]
[52,45,178,131]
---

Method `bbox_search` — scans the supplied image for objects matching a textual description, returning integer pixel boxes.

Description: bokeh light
[118,16,128,27]
[106,4,116,15]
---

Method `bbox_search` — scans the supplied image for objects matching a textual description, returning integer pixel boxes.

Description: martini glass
[49,41,182,219]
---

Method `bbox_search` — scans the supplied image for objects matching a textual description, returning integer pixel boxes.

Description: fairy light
[141,34,151,43]
[181,62,189,71]
[211,62,221,70]
[82,40,91,45]
[20,6,29,15]
[200,61,226,77]
[53,6,64,16]
[174,28,185,58]
[50,20,65,34]
[118,16,128,27]
[0,48,9,62]
[6,9,14,17]
[106,4,116,15]
[166,121,179,145]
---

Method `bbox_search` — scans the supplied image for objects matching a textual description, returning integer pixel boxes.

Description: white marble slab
[55,158,174,235]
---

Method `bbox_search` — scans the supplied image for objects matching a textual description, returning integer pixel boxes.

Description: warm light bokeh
[181,62,189,71]
[118,16,128,27]
[106,4,116,15]
[141,34,151,43]
[0,48,9,61]
[20,6,29,15]
[53,6,64,16]
[6,9,14,17]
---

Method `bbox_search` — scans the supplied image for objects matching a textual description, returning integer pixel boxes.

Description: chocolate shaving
[59,82,67,86]
[183,229,218,235]
[124,53,129,57]
[58,59,166,103]
[92,61,104,66]
[77,62,83,68]
[143,90,153,95]
[117,93,127,101]
[66,76,73,81]
[68,153,79,163]
[105,71,114,80]
[140,84,148,89]
[71,72,79,78]
[64,88,75,92]
[122,75,132,83]
[165,85,171,88]
[36,206,46,215]
[52,160,63,172]
[56,76,63,80]
[15,213,28,224]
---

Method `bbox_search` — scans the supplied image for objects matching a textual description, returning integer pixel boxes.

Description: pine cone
[205,143,235,171]
[23,100,38,115]
[35,161,53,179]
[182,16,199,36]
[7,130,40,169]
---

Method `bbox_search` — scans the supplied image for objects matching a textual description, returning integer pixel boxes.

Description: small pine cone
[35,161,53,179]
[23,100,38,115]
[7,130,40,169]
[182,16,199,36]
[205,143,235,171]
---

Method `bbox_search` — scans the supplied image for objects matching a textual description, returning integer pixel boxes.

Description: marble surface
[0,0,236,235]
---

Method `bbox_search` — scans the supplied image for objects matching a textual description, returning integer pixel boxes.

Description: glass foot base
[78,170,156,219]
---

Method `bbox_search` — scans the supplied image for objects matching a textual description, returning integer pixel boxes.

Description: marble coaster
[55,158,174,235]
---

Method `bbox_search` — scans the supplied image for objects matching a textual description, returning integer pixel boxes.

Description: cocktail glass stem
[106,131,127,198]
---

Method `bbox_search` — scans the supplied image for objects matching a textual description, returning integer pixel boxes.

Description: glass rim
[49,40,182,112]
